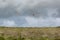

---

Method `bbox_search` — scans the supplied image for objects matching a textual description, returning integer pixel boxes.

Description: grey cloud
[0,0,60,18]
[8,16,27,26]
[0,0,60,27]
[0,5,17,18]
[15,0,60,18]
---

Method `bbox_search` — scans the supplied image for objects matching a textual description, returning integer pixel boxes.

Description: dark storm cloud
[0,6,17,18]
[0,0,60,18]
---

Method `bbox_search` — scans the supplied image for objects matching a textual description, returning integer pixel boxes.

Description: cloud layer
[0,0,60,27]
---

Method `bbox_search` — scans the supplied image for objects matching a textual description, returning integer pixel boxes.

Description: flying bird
[32,13,35,16]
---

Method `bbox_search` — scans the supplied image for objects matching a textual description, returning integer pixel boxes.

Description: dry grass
[0,27,60,40]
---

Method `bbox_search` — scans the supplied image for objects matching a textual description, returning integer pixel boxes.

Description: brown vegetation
[0,27,60,40]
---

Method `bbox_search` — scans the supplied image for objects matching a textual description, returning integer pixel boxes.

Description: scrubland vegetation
[0,26,60,40]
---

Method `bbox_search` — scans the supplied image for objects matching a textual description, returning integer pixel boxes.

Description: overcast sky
[0,0,60,27]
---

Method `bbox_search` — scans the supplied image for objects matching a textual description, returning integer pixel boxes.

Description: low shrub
[39,37,49,40]
[7,37,17,40]
[0,36,5,40]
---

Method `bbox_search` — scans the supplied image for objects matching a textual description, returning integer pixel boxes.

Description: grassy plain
[0,26,59,40]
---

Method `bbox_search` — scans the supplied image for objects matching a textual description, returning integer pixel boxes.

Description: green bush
[0,37,5,40]
[39,37,49,40]
[17,36,25,40]
[7,37,17,40]
[54,38,60,40]
[30,37,33,40]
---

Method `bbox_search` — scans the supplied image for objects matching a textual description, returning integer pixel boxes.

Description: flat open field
[0,27,60,40]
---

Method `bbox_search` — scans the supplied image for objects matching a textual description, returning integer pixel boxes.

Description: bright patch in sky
[2,20,16,26]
